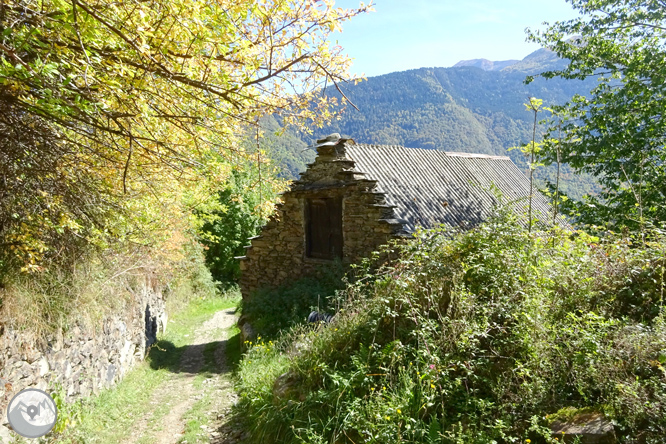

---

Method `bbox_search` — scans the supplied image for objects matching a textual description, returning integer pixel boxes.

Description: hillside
[236,213,666,443]
[269,49,600,199]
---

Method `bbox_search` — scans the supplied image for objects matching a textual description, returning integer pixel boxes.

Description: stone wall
[239,139,407,299]
[0,277,167,435]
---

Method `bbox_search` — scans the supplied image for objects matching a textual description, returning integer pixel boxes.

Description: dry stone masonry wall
[0,279,167,435]
[239,140,407,299]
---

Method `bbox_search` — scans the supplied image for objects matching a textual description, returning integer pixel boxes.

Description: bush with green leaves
[197,168,278,283]
[236,208,666,443]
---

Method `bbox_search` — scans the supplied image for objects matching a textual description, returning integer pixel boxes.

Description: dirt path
[121,307,245,444]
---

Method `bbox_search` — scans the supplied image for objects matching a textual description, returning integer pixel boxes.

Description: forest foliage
[0,0,370,276]
[528,0,666,230]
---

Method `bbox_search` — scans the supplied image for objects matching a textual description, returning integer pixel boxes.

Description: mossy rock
[549,408,616,444]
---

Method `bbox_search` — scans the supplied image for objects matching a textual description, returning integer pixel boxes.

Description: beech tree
[0,0,370,271]
[527,0,666,230]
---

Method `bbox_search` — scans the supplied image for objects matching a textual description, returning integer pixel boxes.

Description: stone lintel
[378,218,408,225]
[291,183,357,193]
[303,257,336,265]
[315,140,350,158]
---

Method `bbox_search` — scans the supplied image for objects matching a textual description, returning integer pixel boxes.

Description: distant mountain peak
[453,48,567,74]
[452,58,519,71]
[500,48,567,74]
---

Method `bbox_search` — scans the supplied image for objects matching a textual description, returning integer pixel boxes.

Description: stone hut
[238,136,552,299]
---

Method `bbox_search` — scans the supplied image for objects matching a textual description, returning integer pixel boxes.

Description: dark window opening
[305,197,343,260]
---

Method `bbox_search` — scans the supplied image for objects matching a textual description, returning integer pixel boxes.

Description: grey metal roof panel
[344,143,554,232]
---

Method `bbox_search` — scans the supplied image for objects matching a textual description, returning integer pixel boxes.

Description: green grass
[176,342,226,444]
[47,359,173,444]
[225,326,242,373]
[175,311,243,443]
[38,291,241,444]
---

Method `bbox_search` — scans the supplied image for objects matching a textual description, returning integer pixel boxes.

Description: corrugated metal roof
[344,143,553,232]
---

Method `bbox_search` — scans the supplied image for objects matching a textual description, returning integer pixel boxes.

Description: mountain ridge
[452,48,567,74]
[453,58,519,71]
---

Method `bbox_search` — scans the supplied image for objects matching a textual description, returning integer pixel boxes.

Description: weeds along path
[120,307,242,444]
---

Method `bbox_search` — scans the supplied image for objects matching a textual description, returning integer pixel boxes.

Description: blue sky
[332,0,579,77]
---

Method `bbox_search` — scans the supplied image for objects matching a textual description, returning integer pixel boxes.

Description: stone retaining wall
[0,279,167,436]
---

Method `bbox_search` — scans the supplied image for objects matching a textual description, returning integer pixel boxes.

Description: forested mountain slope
[253,115,315,179]
[272,49,600,199]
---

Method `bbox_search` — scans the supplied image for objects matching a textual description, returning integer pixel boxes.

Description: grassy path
[43,295,245,444]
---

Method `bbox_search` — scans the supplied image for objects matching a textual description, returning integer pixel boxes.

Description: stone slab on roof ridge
[346,142,510,160]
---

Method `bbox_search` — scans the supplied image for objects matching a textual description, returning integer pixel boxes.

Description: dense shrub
[197,165,284,283]
[241,261,346,339]
[236,209,666,443]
